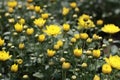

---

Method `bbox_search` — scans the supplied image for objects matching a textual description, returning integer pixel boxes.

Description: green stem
[62,70,66,80]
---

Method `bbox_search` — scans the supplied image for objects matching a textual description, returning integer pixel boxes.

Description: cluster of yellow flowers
[78,14,95,29]
[0,0,120,79]
[102,55,120,73]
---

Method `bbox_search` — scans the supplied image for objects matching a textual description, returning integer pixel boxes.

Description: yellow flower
[26,28,34,35]
[71,75,77,80]
[86,50,92,55]
[43,25,61,36]
[93,49,101,58]
[38,34,45,42]
[80,33,88,39]
[41,13,49,19]
[23,74,29,79]
[7,1,17,8]
[81,63,87,68]
[34,18,46,28]
[71,37,76,43]
[73,48,82,57]
[74,34,80,39]
[75,7,79,12]
[70,2,77,8]
[101,24,120,34]
[11,64,18,72]
[86,38,92,43]
[78,14,95,29]
[62,62,71,69]
[8,18,15,23]
[92,34,100,40]
[63,23,70,31]
[8,7,14,13]
[19,43,25,49]
[108,38,113,42]
[0,38,4,46]
[62,7,70,16]
[102,64,112,74]
[93,75,100,80]
[0,50,12,61]
[14,23,23,32]
[54,44,60,50]
[19,18,25,24]
[47,49,56,57]
[60,57,66,62]
[104,55,120,70]
[28,4,34,10]
[34,6,41,12]
[57,40,63,47]
[16,59,23,64]
[96,19,103,25]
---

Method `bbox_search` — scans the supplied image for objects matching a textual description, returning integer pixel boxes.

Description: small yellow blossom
[73,48,82,57]
[57,40,63,47]
[38,34,45,42]
[54,44,60,50]
[8,7,14,13]
[43,25,61,36]
[108,38,113,42]
[26,28,34,35]
[63,23,70,31]
[86,38,92,43]
[92,34,100,40]
[8,18,15,23]
[0,50,12,61]
[81,63,87,68]
[34,6,41,12]
[74,34,80,39]
[71,37,76,43]
[19,43,25,49]
[70,2,77,8]
[75,7,79,12]
[62,62,71,69]
[7,1,17,8]
[41,13,49,19]
[96,19,103,25]
[93,75,100,80]
[104,55,120,70]
[93,49,101,58]
[60,57,66,62]
[86,50,92,55]
[80,33,88,39]
[47,49,56,57]
[102,64,112,74]
[23,74,29,79]
[0,38,4,46]
[19,18,25,24]
[14,23,23,32]
[16,59,23,64]
[101,24,120,34]
[11,64,18,72]
[34,18,46,28]
[62,7,70,16]
[28,5,34,10]
[71,75,77,80]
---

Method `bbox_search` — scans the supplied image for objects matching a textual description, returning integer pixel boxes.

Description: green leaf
[111,45,119,55]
